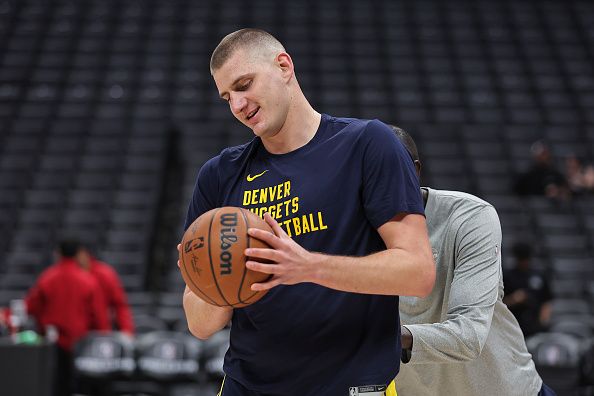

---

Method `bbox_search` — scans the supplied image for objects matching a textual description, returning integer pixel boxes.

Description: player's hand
[177,243,182,268]
[245,213,320,291]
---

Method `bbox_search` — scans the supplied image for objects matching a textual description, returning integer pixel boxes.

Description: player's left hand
[245,213,319,291]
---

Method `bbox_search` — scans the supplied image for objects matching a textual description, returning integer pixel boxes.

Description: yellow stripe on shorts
[217,375,226,396]
[386,379,397,396]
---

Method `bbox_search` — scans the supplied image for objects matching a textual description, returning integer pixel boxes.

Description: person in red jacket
[78,244,135,335]
[26,239,109,396]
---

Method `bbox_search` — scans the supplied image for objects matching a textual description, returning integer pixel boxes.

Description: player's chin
[249,122,266,137]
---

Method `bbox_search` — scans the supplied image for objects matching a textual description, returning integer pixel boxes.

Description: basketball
[179,207,274,308]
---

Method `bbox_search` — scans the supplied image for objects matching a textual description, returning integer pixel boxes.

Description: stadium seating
[0,0,593,392]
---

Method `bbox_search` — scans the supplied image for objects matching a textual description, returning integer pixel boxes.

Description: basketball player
[180,29,435,395]
[392,126,556,396]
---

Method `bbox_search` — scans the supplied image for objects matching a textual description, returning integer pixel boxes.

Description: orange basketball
[179,207,273,308]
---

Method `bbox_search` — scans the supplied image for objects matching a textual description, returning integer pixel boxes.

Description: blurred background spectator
[77,243,135,335]
[514,140,570,200]
[503,242,553,337]
[565,154,594,195]
[25,239,109,396]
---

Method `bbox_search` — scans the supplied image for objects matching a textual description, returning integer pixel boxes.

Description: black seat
[550,319,594,340]
[136,331,201,382]
[581,341,594,387]
[526,332,582,395]
[73,331,135,380]
[133,313,169,335]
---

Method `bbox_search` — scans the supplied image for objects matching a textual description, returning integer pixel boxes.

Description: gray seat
[526,332,581,395]
[551,258,594,282]
[550,319,593,340]
[136,331,202,382]
[551,279,584,298]
[73,332,136,381]
[133,314,169,335]
[0,272,36,291]
[31,171,72,189]
[24,190,64,209]
[550,298,591,319]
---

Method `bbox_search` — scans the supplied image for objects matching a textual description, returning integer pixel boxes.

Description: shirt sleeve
[25,278,45,320]
[103,265,135,334]
[184,156,221,231]
[89,278,110,331]
[405,205,502,364]
[361,120,424,229]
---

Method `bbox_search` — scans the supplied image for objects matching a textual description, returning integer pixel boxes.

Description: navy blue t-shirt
[185,114,424,395]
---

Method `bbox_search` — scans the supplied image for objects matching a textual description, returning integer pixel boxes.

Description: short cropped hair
[512,242,533,261]
[390,125,419,162]
[210,28,285,74]
[58,239,81,258]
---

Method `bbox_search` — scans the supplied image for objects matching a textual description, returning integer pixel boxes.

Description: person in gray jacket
[392,126,556,396]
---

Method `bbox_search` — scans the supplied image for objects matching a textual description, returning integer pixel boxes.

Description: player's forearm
[311,247,435,297]
[182,286,232,340]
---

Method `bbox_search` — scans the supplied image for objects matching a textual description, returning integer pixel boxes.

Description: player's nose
[229,93,247,115]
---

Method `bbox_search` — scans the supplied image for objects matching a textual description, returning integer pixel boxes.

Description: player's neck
[261,99,321,155]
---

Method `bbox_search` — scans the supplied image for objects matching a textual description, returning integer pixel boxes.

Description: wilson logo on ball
[219,213,238,276]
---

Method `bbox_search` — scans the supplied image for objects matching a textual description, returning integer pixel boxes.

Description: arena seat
[73,331,136,395]
[527,332,582,395]
[136,331,201,382]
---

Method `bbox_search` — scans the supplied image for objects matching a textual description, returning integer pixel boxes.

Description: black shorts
[218,376,266,396]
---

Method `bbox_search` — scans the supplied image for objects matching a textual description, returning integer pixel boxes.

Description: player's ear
[276,53,294,81]
[414,160,422,179]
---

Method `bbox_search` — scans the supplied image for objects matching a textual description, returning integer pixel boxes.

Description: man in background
[77,243,135,335]
[514,140,569,199]
[503,242,552,337]
[26,239,109,396]
[392,127,555,396]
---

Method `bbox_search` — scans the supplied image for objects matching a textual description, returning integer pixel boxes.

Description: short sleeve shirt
[185,114,424,395]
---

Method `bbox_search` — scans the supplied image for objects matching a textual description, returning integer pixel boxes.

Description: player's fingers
[247,227,282,248]
[245,248,281,262]
[251,277,282,291]
[263,212,289,239]
[177,259,180,268]
[245,261,279,275]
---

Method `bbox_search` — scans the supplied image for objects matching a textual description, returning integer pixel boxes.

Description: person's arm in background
[539,302,552,328]
[25,277,45,322]
[88,279,110,331]
[99,263,134,334]
[502,288,529,309]
[538,275,554,329]
[401,205,502,364]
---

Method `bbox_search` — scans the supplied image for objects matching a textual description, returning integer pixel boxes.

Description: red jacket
[90,258,135,334]
[26,258,109,351]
